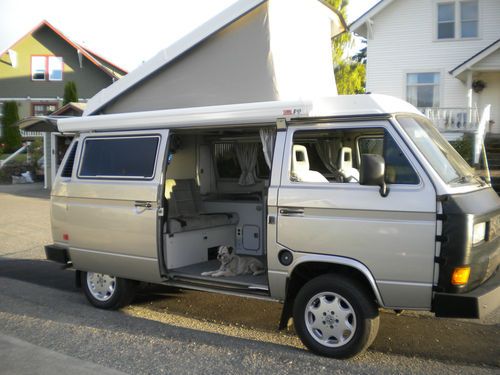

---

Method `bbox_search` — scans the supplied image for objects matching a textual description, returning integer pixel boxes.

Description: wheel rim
[86,272,116,302]
[304,292,357,348]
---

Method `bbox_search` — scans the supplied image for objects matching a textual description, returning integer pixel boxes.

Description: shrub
[449,134,474,165]
[63,81,78,105]
[1,101,22,153]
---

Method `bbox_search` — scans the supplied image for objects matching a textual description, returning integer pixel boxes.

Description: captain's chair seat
[291,145,328,183]
[338,147,360,183]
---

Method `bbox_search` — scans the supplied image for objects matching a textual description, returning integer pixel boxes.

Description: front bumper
[45,244,70,264]
[432,270,499,318]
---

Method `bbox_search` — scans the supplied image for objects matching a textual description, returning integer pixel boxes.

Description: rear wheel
[293,274,379,358]
[81,271,136,309]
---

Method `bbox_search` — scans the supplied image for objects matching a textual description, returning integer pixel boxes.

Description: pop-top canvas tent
[84,0,347,116]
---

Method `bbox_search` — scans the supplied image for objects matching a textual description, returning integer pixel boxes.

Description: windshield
[397,115,476,184]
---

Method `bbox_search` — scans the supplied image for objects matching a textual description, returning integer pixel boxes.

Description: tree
[1,102,22,152]
[325,0,367,95]
[352,41,367,64]
[335,62,366,95]
[63,81,78,105]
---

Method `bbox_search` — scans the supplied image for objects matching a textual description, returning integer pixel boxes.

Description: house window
[31,102,58,116]
[438,3,455,39]
[461,1,478,38]
[406,73,440,108]
[437,1,478,39]
[31,56,63,81]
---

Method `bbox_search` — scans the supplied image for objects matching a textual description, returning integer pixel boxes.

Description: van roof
[57,94,421,133]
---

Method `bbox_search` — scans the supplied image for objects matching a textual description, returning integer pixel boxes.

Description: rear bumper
[45,244,70,264]
[432,270,499,318]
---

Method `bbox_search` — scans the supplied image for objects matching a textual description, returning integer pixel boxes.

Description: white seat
[291,145,328,183]
[338,147,360,183]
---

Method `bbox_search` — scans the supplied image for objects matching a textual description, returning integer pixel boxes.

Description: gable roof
[84,0,347,116]
[349,0,388,37]
[0,20,127,80]
[450,38,500,79]
[52,102,86,115]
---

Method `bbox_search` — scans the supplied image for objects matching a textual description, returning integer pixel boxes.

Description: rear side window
[79,136,159,179]
[60,141,78,178]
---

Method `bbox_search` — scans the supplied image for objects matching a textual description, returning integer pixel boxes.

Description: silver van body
[46,94,500,358]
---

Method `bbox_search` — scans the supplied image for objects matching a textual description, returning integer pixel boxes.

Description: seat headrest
[338,147,353,170]
[292,145,310,173]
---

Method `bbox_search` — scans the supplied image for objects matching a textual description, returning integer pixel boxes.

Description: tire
[293,274,380,359]
[80,271,137,310]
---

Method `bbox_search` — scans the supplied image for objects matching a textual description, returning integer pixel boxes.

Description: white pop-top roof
[58,94,421,133]
[83,0,347,116]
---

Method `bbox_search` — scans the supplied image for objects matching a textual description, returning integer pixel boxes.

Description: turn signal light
[451,267,470,285]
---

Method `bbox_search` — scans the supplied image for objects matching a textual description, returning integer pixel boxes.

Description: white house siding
[478,72,500,133]
[365,0,500,111]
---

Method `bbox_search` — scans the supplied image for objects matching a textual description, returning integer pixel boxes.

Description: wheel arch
[279,255,384,330]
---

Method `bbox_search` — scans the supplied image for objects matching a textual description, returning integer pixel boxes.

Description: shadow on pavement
[1,256,499,367]
[0,257,76,292]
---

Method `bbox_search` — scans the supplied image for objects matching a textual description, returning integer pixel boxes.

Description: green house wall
[0,25,115,105]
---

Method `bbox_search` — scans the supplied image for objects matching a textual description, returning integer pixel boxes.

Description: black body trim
[45,245,70,264]
[432,270,499,318]
[437,188,500,293]
[288,113,392,125]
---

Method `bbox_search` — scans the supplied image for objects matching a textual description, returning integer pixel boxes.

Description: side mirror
[359,154,389,197]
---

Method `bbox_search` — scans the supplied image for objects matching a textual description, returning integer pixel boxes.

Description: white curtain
[235,143,258,186]
[259,128,276,168]
[315,139,342,175]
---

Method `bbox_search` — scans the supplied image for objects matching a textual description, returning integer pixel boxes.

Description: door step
[168,273,270,295]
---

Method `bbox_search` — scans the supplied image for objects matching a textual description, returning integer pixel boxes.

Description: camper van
[45,94,500,359]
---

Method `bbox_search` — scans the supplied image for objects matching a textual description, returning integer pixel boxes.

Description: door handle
[279,208,304,216]
[134,201,153,209]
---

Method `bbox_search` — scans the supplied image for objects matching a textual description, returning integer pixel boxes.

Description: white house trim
[349,0,393,37]
[450,38,500,80]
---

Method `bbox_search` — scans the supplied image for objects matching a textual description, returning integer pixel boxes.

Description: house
[83,0,346,116]
[13,101,85,188]
[0,20,127,136]
[350,0,500,136]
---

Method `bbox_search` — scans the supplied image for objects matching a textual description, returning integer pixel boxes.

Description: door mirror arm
[359,154,390,198]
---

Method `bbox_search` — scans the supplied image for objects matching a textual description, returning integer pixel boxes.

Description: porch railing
[20,130,44,138]
[423,107,480,132]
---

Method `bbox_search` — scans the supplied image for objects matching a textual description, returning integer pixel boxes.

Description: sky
[0,0,379,72]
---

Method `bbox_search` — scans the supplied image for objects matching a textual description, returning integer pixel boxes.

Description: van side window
[358,134,419,185]
[60,141,78,178]
[213,142,269,180]
[79,136,159,179]
[291,128,419,185]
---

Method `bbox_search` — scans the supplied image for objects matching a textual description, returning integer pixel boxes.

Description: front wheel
[81,271,136,310]
[293,274,379,359]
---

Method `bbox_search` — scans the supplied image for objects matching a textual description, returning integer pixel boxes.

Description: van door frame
[66,129,169,283]
[270,118,438,309]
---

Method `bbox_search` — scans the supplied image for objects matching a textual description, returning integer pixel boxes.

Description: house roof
[16,102,86,132]
[349,0,388,37]
[83,0,347,116]
[450,38,500,79]
[0,20,127,80]
[51,102,86,115]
